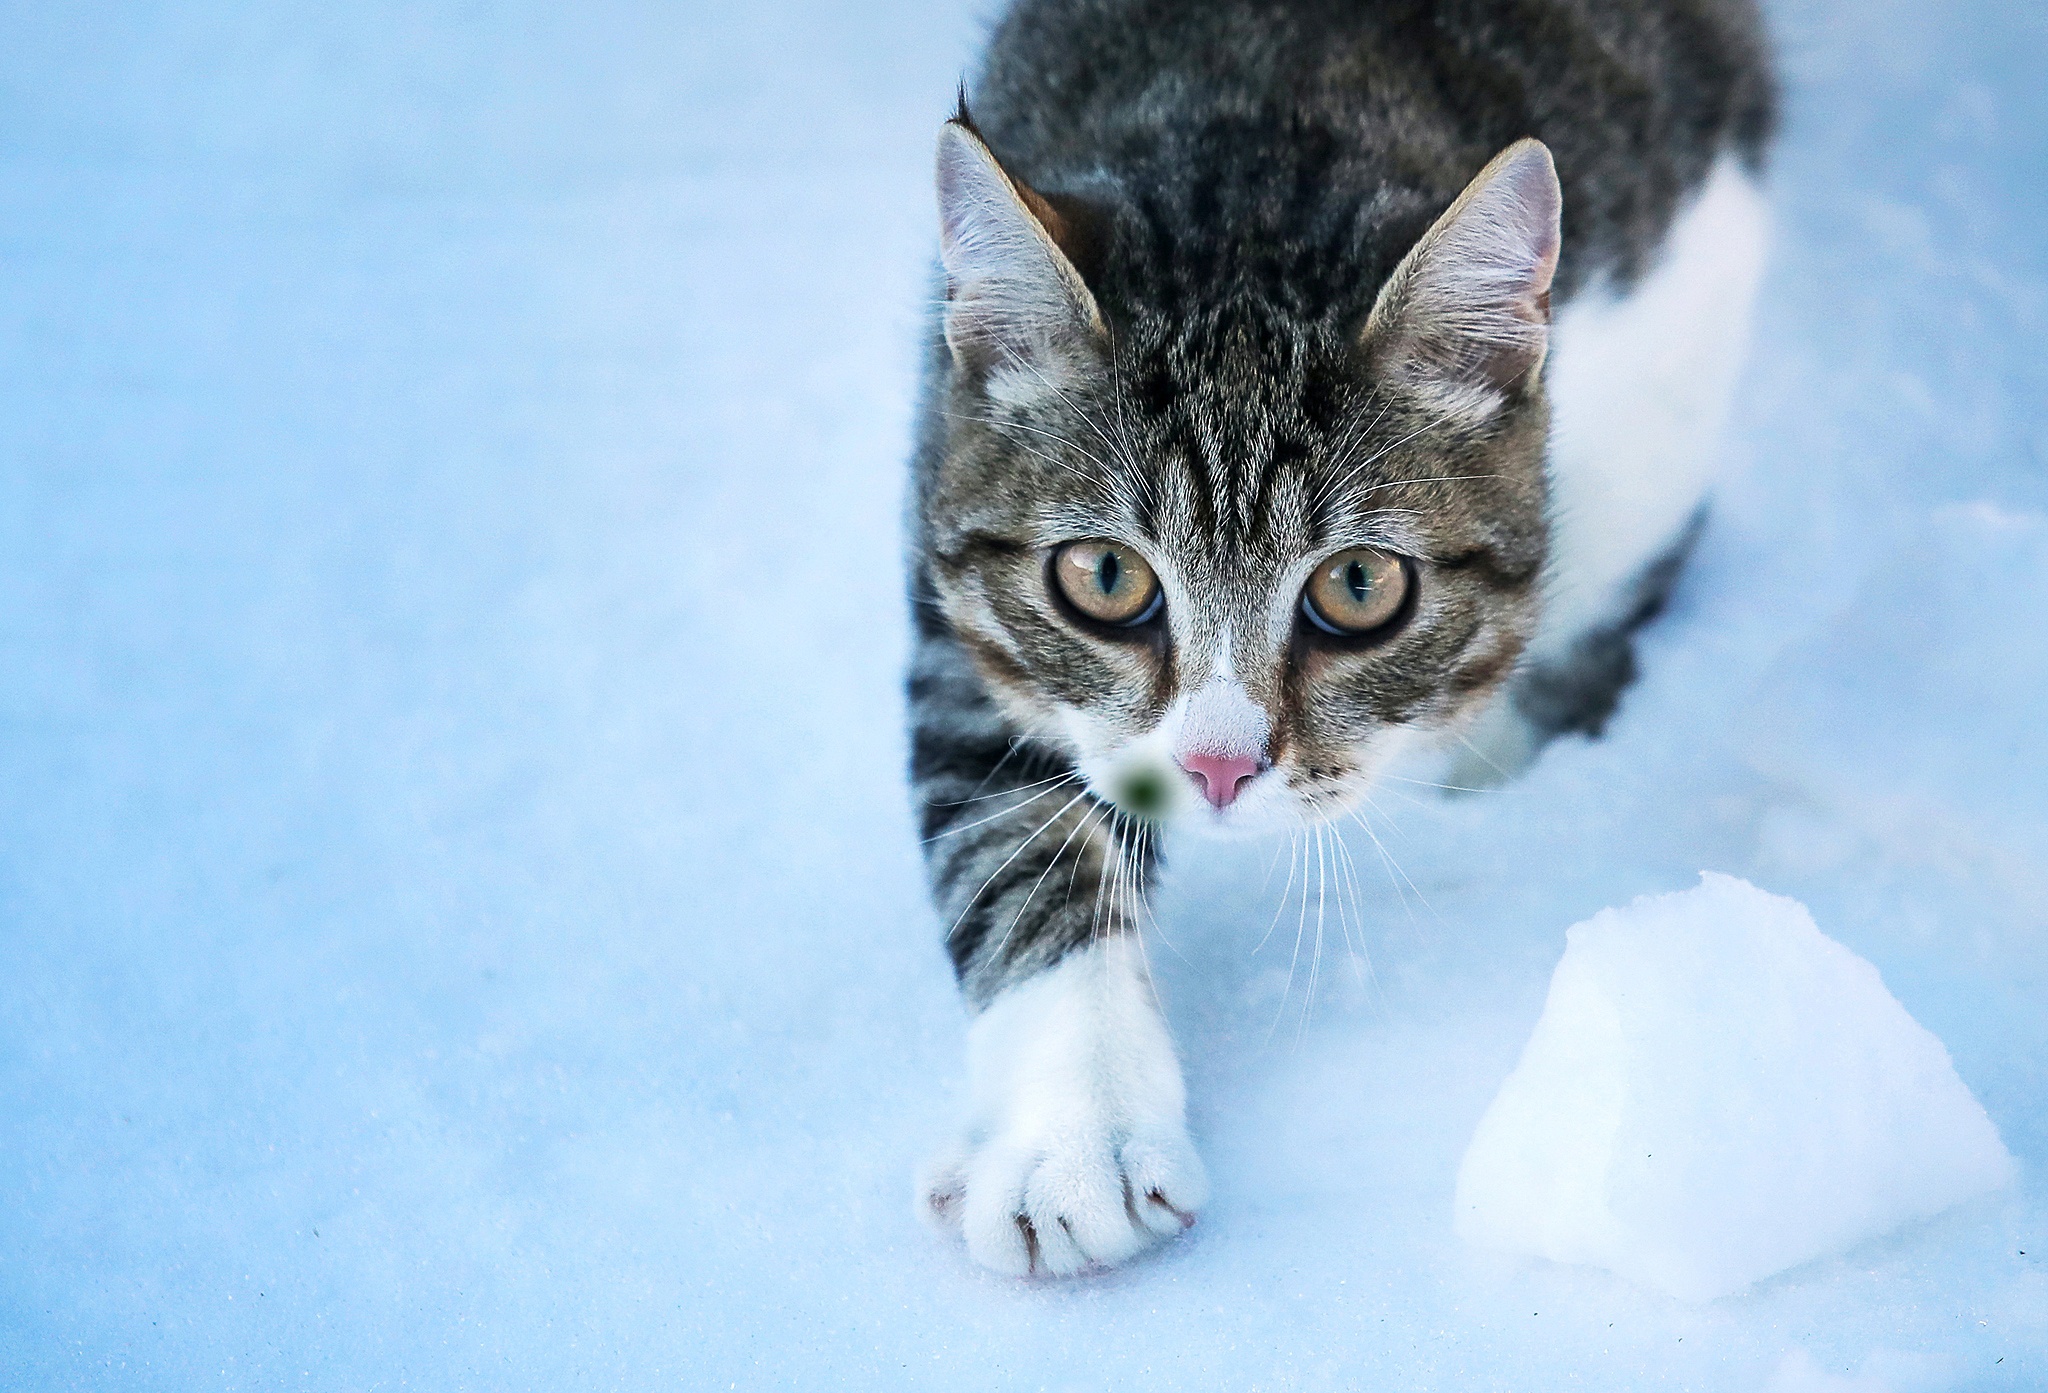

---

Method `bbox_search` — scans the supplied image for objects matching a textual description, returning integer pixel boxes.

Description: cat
[906,0,1775,1276]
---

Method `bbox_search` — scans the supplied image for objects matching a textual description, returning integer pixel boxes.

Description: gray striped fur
[907,0,1775,1007]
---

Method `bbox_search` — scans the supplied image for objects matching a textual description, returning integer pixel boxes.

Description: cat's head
[919,117,1560,834]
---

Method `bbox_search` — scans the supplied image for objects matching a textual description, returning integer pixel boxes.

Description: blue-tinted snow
[0,1,2042,1387]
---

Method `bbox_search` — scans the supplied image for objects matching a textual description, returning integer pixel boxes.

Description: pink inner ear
[1178,751,1261,809]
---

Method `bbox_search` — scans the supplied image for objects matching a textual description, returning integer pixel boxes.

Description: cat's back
[971,0,1775,296]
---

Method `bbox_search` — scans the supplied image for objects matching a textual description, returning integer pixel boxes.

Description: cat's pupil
[1098,553,1121,594]
[1345,561,1370,603]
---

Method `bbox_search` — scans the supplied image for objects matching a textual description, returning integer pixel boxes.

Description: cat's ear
[1361,139,1562,422]
[936,118,1104,376]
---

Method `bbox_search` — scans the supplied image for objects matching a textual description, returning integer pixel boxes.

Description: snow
[1455,873,2014,1302]
[1765,1347,1960,1393]
[1,0,2044,1388]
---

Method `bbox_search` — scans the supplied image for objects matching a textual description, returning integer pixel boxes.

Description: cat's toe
[1024,1145,1148,1269]
[953,1142,1037,1275]
[922,1128,1204,1277]
[915,1140,972,1232]
[1120,1128,1210,1238]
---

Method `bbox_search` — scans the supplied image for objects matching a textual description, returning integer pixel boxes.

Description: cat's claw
[919,1124,1208,1276]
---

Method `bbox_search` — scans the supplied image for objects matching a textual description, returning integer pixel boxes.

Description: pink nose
[1179,751,1262,810]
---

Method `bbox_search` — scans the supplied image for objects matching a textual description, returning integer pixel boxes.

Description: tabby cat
[906,0,1774,1276]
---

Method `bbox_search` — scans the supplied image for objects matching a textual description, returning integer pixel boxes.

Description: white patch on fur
[1174,674,1268,759]
[1445,155,1769,785]
[1535,154,1770,657]
[918,937,1208,1275]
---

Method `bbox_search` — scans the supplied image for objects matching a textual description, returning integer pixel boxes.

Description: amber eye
[1051,539,1162,627]
[1302,547,1411,637]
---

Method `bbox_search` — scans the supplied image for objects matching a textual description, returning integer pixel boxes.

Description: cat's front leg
[919,933,1207,1275]
[908,626,1204,1274]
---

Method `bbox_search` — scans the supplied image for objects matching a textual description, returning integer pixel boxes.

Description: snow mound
[1453,873,2014,1301]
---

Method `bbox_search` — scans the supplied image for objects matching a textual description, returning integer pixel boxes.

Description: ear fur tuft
[1363,138,1563,421]
[935,120,1102,375]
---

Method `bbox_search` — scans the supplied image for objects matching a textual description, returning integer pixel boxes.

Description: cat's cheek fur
[918,935,1207,1276]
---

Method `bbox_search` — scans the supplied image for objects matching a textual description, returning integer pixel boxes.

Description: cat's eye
[1302,547,1411,637]
[1051,539,1162,627]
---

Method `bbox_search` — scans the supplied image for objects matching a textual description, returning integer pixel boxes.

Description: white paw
[918,937,1207,1277]
[919,1121,1208,1276]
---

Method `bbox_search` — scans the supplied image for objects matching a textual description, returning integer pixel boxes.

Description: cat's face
[921,124,1560,834]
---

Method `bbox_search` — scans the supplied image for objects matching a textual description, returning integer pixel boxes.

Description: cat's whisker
[1329,830,1374,986]
[939,407,1115,474]
[1356,780,1457,825]
[1256,828,1291,896]
[1454,731,1513,783]
[936,766,1077,807]
[1357,788,1421,845]
[1316,406,1460,503]
[921,772,1079,842]
[1260,831,1304,1043]
[939,409,1115,493]
[1300,823,1332,1047]
[1101,327,1162,514]
[1093,806,1138,949]
[921,729,1024,809]
[1086,810,1116,947]
[1254,826,1301,955]
[943,364,1152,523]
[985,790,1109,963]
[1109,816,1137,945]
[1321,400,1503,505]
[1332,829,1395,1012]
[1126,824,1183,985]
[1310,389,1396,506]
[1348,800,1447,940]
[1269,824,1317,1045]
[1059,800,1107,913]
[1375,771,1496,795]
[1354,471,1508,498]
[1131,821,1189,964]
[1343,804,1416,928]
[943,788,1094,945]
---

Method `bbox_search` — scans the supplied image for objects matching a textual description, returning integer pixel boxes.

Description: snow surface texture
[1,0,2044,1389]
[1456,873,2014,1302]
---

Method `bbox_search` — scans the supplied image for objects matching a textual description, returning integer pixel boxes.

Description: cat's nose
[1178,751,1262,809]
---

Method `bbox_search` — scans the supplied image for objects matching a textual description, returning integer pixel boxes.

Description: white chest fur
[1535,154,1771,660]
